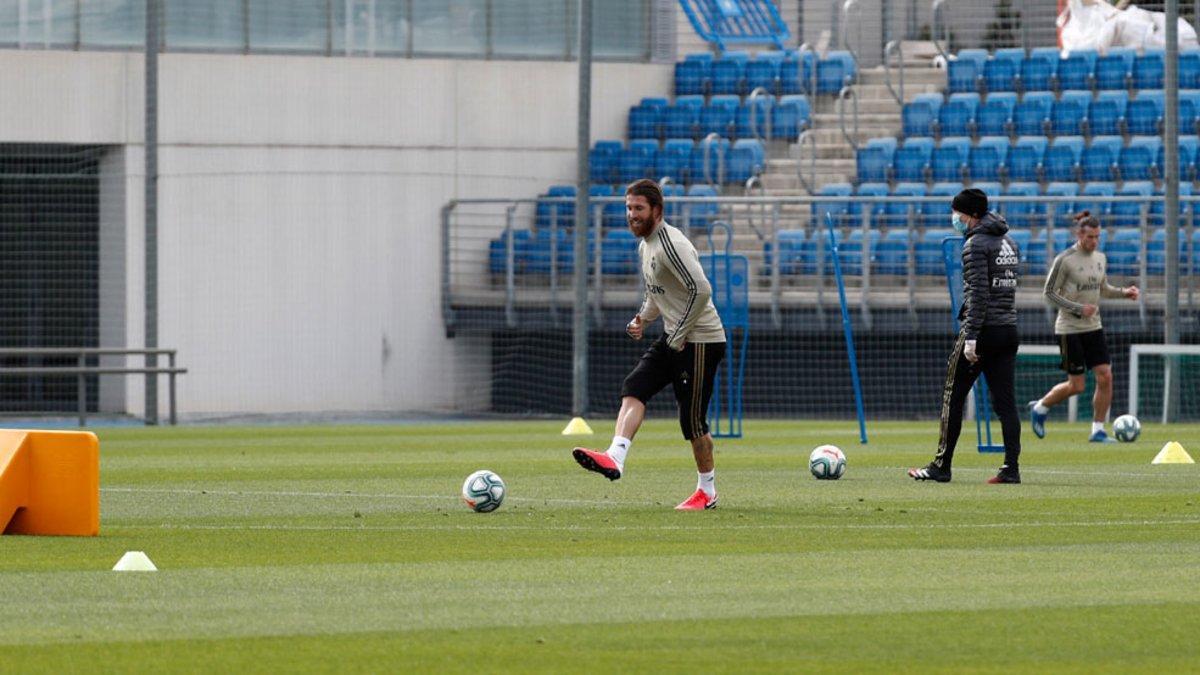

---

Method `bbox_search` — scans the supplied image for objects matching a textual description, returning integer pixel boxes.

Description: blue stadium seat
[1133,49,1165,90]
[527,227,573,275]
[711,51,749,95]
[618,140,657,184]
[1148,228,1186,274]
[773,95,811,139]
[1006,229,1032,268]
[661,183,684,220]
[1058,50,1097,91]
[925,182,961,227]
[1052,90,1092,136]
[1078,182,1116,222]
[873,229,913,275]
[856,137,897,183]
[701,95,740,137]
[1014,91,1054,136]
[1181,50,1200,89]
[1119,135,1162,181]
[1081,135,1122,182]
[917,228,956,275]
[684,184,719,231]
[628,103,661,140]
[903,92,944,137]
[1021,47,1060,92]
[746,51,784,94]
[1088,90,1128,136]
[589,141,623,184]
[936,92,981,137]
[949,49,988,93]
[882,182,926,230]
[855,182,890,221]
[489,229,533,275]
[985,48,1024,93]
[1150,182,1193,228]
[932,136,971,182]
[1105,227,1142,276]
[970,136,1010,182]
[977,92,1017,136]
[675,53,712,96]
[1003,182,1042,228]
[1095,47,1135,90]
[1044,136,1084,181]
[813,182,854,228]
[1026,227,1073,275]
[601,229,639,275]
[1128,90,1163,135]
[664,103,700,140]
[817,51,857,94]
[838,229,880,275]
[690,137,731,184]
[1178,135,1200,181]
[1045,181,1080,221]
[536,184,576,230]
[728,139,765,183]
[892,137,935,182]
[602,200,626,229]
[779,50,815,95]
[735,97,773,139]
[656,138,695,183]
[1008,136,1047,181]
[767,229,807,275]
[1180,90,1200,136]
[1111,181,1154,228]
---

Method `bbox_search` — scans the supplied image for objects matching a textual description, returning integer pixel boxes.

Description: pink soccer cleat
[572,447,622,481]
[674,489,718,510]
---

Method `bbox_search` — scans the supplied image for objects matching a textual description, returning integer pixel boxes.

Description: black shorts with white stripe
[620,337,726,441]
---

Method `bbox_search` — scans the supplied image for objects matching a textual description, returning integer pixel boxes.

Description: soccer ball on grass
[461,470,506,512]
[809,445,846,480]
[1113,414,1141,443]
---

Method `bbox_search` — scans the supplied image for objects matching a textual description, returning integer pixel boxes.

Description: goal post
[1127,344,1200,423]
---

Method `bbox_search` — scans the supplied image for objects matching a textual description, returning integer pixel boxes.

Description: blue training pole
[826,214,868,444]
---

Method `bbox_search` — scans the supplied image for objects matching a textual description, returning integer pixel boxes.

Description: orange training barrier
[0,430,99,536]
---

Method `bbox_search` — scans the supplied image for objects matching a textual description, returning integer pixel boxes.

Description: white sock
[1034,401,1050,415]
[606,436,631,470]
[1092,421,1106,435]
[697,470,716,497]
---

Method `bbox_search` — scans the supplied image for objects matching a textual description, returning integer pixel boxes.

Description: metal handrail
[701,132,725,185]
[747,86,773,144]
[798,42,818,96]
[931,0,950,62]
[838,85,860,150]
[883,40,905,106]
[840,0,863,71]
[794,130,818,194]
[743,175,769,242]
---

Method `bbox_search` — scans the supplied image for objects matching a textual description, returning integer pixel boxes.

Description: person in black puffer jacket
[909,188,1023,485]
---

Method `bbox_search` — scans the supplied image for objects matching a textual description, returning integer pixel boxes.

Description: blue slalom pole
[826,214,868,445]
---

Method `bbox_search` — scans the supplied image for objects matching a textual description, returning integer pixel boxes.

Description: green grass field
[2,419,1199,673]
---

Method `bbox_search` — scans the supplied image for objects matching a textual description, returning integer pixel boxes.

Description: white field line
[148,518,1200,533]
[101,486,651,507]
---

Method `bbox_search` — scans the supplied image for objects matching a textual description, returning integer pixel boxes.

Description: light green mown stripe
[1,542,1198,647]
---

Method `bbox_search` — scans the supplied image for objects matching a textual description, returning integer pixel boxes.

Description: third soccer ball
[1113,414,1141,442]
[809,445,846,480]
[461,470,506,512]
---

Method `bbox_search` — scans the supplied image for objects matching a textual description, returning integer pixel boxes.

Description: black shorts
[1058,329,1111,375]
[620,338,726,440]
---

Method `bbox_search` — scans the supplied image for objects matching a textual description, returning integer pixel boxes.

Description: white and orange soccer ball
[809,445,847,480]
[461,470,506,512]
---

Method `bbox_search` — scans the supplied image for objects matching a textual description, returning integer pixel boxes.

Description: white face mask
[951,213,968,234]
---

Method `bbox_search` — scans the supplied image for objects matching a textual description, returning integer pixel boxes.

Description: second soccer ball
[809,445,846,480]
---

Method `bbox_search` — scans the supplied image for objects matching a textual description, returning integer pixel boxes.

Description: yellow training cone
[1151,442,1195,465]
[561,417,594,435]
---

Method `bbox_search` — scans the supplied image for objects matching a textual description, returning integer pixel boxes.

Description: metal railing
[793,130,818,193]
[837,86,860,150]
[444,194,1200,333]
[0,348,186,426]
[747,87,773,144]
[882,40,905,107]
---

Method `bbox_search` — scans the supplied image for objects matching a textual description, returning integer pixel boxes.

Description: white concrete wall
[0,50,671,415]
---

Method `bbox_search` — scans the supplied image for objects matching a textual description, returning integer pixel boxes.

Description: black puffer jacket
[959,211,1019,339]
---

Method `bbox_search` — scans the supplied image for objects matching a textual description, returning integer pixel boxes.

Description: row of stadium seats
[589,138,766,185]
[674,50,856,97]
[764,226,1199,277]
[815,180,1194,230]
[902,90,1200,139]
[856,134,1198,184]
[534,183,721,230]
[946,47,1196,94]
[628,94,811,142]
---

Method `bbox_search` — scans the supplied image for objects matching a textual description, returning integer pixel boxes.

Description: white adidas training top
[636,221,726,350]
